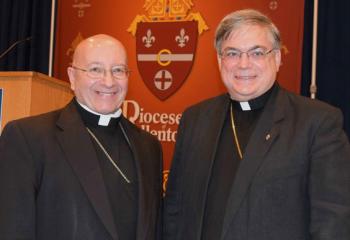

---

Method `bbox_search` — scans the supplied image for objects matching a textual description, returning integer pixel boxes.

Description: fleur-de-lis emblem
[175,28,189,48]
[142,29,155,48]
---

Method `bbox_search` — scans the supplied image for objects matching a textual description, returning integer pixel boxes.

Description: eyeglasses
[71,65,131,79]
[220,48,276,64]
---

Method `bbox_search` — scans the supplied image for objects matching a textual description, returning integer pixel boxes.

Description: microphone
[0,36,32,60]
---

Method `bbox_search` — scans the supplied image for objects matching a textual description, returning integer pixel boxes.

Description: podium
[0,71,73,132]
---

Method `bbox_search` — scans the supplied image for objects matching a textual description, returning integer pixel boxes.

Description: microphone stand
[0,37,32,60]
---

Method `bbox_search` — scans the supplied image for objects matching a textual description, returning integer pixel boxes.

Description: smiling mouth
[235,75,256,80]
[96,91,117,96]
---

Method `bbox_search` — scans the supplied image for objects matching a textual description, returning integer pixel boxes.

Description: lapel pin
[265,134,271,140]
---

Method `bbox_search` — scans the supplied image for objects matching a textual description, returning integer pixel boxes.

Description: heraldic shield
[136,21,198,100]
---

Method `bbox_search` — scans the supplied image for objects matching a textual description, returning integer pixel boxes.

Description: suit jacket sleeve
[309,107,350,239]
[0,121,38,239]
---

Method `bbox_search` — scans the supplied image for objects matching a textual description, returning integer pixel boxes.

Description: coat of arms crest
[128,0,208,100]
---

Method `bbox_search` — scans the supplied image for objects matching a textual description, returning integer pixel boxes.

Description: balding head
[72,34,127,66]
[67,34,129,114]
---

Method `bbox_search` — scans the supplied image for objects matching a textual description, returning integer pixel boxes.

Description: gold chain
[230,104,243,160]
[86,127,131,183]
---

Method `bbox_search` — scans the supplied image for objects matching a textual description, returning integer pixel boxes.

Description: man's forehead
[228,24,268,38]
[223,25,274,48]
[73,42,126,64]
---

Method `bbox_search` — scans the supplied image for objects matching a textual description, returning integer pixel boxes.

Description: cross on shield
[136,21,198,100]
[154,70,172,90]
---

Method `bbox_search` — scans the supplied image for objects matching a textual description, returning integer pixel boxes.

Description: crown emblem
[128,0,208,35]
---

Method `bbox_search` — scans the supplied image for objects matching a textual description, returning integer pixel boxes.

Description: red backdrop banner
[54,0,305,185]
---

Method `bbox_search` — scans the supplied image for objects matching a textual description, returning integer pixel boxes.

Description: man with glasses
[164,9,350,240]
[0,34,163,240]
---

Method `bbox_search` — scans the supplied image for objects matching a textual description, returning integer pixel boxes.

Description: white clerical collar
[230,99,252,111]
[230,84,276,111]
[239,101,251,111]
[77,101,122,126]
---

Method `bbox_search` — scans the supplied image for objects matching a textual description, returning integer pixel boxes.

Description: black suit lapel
[186,95,231,238]
[119,117,153,240]
[55,102,119,240]
[221,87,286,239]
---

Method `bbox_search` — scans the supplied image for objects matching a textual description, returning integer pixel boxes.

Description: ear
[217,54,222,71]
[274,49,282,71]
[67,67,76,91]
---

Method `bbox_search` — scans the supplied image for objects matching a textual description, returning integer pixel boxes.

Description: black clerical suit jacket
[0,101,163,240]
[164,86,350,240]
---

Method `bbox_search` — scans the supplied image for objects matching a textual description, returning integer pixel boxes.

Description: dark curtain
[301,0,350,138]
[0,0,52,74]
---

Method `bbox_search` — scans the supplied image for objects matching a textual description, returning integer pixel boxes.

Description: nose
[238,52,250,68]
[101,70,115,87]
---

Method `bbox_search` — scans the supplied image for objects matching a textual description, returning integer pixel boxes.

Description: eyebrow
[223,45,268,52]
[112,64,128,68]
[86,62,128,68]
[86,62,103,66]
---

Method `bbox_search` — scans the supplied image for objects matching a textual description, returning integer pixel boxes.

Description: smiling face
[217,24,281,101]
[67,35,128,114]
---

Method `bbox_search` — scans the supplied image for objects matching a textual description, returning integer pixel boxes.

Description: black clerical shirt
[201,85,275,239]
[75,100,138,240]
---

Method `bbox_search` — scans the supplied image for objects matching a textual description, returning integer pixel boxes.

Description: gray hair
[214,9,281,55]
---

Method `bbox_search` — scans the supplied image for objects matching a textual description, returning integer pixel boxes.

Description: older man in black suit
[164,9,350,240]
[0,34,162,240]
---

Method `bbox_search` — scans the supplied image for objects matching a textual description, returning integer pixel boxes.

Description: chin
[94,106,119,114]
[93,100,121,113]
